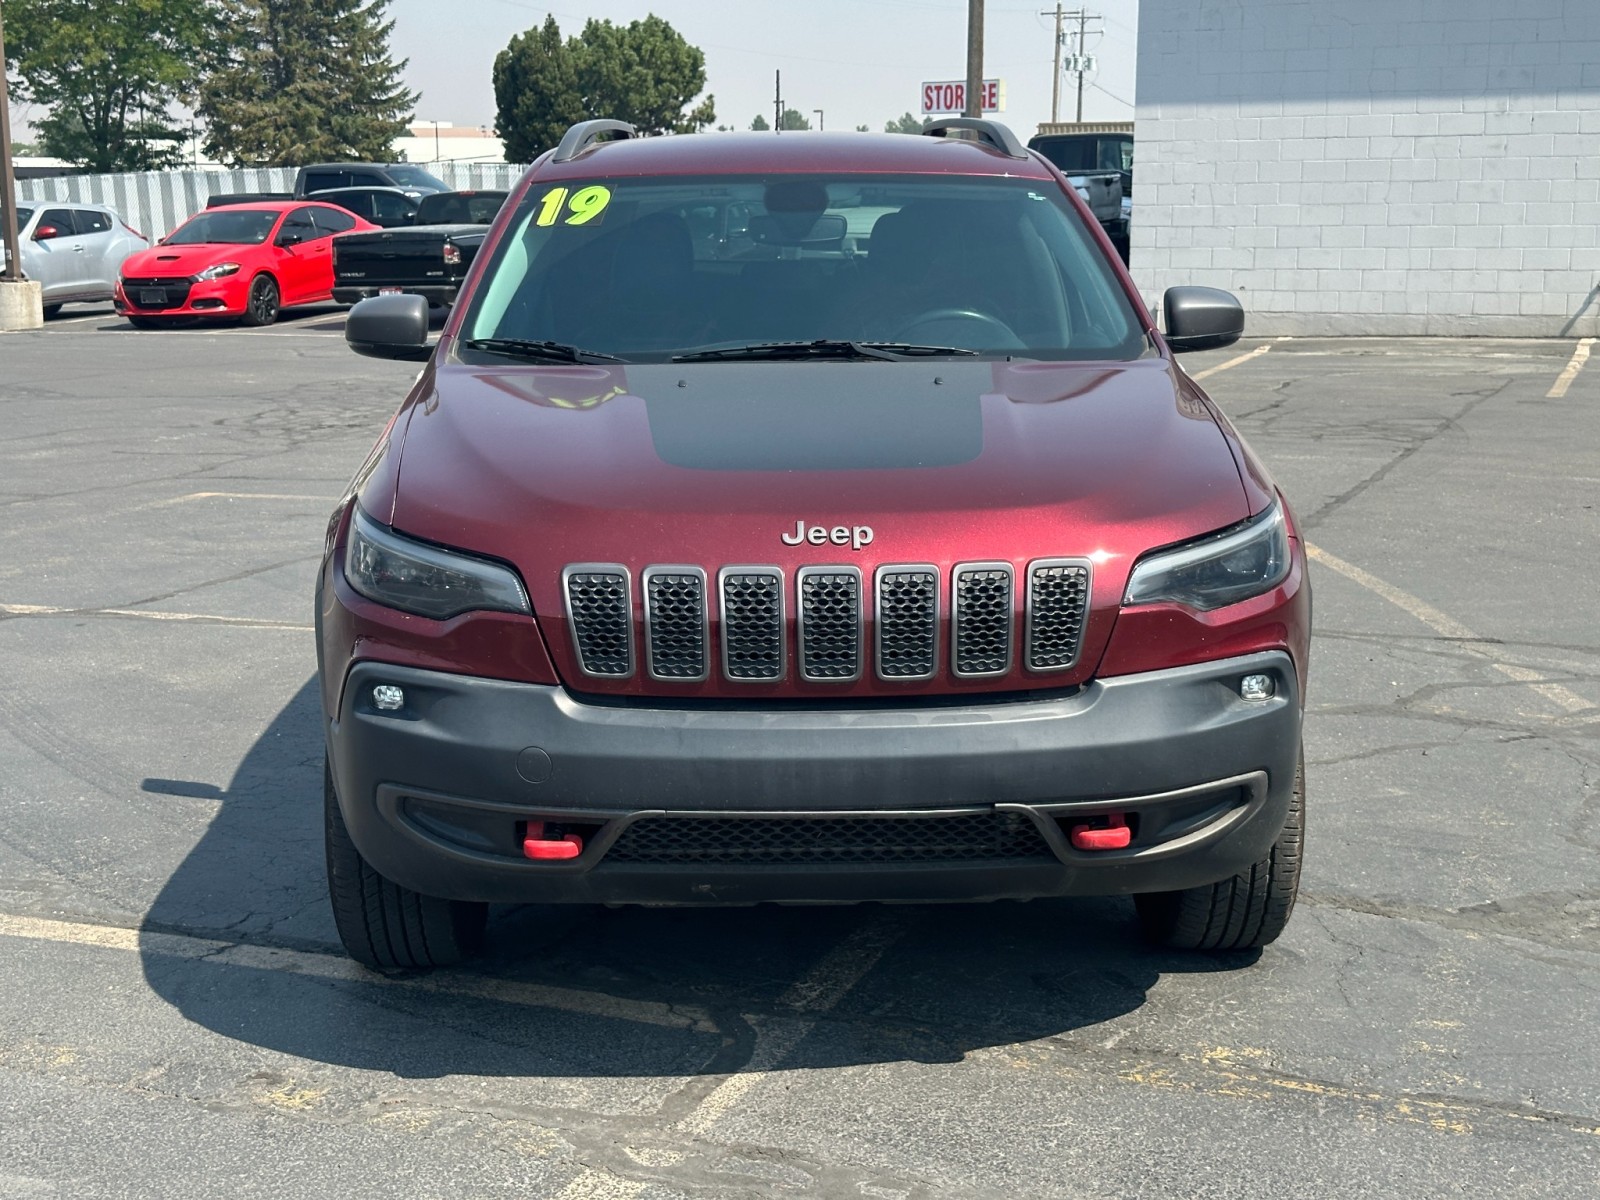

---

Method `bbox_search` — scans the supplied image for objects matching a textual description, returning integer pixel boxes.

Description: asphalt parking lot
[1,305,1597,1198]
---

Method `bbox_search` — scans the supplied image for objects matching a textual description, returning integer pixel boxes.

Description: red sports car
[116,201,378,328]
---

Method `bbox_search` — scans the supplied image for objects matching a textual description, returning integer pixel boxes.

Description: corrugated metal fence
[15,162,528,240]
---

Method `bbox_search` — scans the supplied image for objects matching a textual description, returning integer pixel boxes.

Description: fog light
[1239,674,1275,702]
[372,684,405,711]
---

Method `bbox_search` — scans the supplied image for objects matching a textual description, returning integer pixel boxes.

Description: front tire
[241,274,280,327]
[1135,755,1304,951]
[324,757,487,969]
[41,303,62,319]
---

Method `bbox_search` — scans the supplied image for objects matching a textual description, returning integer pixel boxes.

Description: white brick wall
[1134,0,1600,336]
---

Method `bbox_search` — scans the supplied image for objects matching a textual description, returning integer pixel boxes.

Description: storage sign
[921,79,1004,115]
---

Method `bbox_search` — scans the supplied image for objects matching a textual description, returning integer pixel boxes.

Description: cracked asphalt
[1,306,1597,1198]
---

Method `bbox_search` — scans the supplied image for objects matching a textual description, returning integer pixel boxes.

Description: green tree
[749,114,770,131]
[493,14,714,162]
[884,112,929,134]
[777,109,810,131]
[198,0,415,166]
[492,16,585,164]
[854,124,870,133]
[2,0,219,171]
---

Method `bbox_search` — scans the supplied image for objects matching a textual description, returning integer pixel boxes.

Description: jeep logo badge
[781,521,875,550]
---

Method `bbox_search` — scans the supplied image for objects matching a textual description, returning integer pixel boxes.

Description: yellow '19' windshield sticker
[534,185,612,228]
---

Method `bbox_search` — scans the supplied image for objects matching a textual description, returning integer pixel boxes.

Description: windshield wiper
[671,339,980,363]
[461,337,626,364]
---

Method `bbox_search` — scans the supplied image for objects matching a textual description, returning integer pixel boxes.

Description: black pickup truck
[331,190,507,306]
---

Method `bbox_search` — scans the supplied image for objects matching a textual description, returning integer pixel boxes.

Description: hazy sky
[387,0,1140,136]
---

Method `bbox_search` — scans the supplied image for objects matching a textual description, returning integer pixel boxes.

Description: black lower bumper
[327,652,1302,905]
[333,285,457,306]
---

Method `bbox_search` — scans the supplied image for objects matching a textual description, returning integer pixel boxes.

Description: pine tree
[198,0,416,166]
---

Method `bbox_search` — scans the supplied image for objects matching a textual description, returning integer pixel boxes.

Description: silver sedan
[1,203,151,317]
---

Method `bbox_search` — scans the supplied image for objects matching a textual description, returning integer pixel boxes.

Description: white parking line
[0,912,717,1032]
[1306,543,1595,716]
[1546,337,1594,398]
[675,914,901,1136]
[148,491,333,508]
[1188,337,1291,383]
[0,601,311,631]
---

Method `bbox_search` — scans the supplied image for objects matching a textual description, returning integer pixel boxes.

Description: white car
[1,203,150,317]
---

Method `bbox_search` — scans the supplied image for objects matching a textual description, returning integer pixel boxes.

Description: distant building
[399,122,510,165]
[1135,0,1599,336]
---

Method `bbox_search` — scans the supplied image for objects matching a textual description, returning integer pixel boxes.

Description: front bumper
[327,651,1302,905]
[115,278,242,317]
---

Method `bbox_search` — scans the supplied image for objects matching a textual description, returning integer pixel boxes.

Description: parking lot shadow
[140,678,1253,1081]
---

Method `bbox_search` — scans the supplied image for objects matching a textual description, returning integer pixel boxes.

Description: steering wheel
[892,307,1022,345]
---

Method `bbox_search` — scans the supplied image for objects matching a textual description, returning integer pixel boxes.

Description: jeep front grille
[643,567,708,681]
[604,810,1054,865]
[875,566,939,680]
[561,560,1090,684]
[1025,559,1091,671]
[952,564,1014,678]
[563,565,633,677]
[719,568,785,681]
[797,567,862,681]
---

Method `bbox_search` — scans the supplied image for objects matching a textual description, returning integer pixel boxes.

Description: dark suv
[320,119,1310,969]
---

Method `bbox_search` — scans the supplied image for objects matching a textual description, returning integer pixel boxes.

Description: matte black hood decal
[643,363,988,472]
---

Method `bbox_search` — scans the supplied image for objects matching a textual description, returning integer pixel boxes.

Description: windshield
[386,165,447,190]
[4,207,35,229]
[463,174,1145,362]
[165,210,278,245]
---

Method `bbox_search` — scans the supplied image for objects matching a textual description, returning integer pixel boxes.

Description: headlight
[193,262,241,281]
[344,506,530,620]
[1124,503,1291,611]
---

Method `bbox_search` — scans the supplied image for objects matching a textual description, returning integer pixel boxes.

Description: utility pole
[1075,8,1089,121]
[0,0,22,285]
[814,109,824,132]
[964,0,984,118]
[774,70,782,133]
[1043,4,1064,124]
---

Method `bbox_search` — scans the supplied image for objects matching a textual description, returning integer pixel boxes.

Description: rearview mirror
[1163,286,1244,353]
[346,294,432,361]
[748,213,848,247]
[33,225,61,241]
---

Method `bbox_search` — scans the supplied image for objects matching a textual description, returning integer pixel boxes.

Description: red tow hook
[522,821,583,861]
[1070,811,1132,852]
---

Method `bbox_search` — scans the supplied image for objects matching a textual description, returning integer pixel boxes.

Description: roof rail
[920,118,1028,160]
[552,120,637,164]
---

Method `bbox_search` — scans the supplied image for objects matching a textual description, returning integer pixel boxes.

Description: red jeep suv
[318,119,1310,969]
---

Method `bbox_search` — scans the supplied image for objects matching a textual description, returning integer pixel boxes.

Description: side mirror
[277,232,304,248]
[1163,286,1244,353]
[346,294,432,361]
[33,224,61,241]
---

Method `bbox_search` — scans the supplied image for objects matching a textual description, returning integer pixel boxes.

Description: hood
[121,244,250,277]
[383,356,1252,696]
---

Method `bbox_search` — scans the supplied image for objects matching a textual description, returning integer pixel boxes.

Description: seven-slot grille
[563,565,633,677]
[797,567,862,681]
[719,568,785,681]
[643,567,708,681]
[952,564,1014,678]
[563,560,1091,684]
[1025,560,1091,671]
